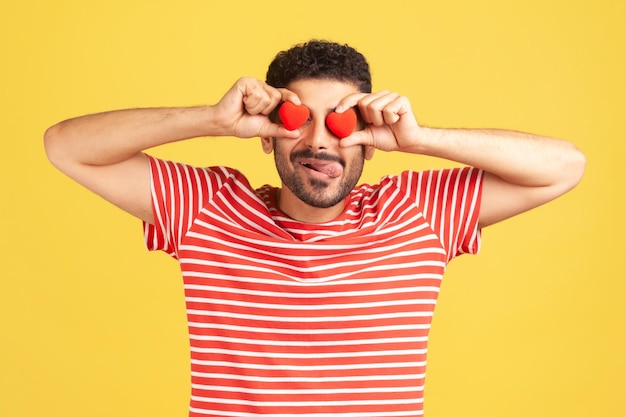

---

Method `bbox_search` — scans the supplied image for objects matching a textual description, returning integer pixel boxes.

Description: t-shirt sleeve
[142,155,229,259]
[405,167,484,262]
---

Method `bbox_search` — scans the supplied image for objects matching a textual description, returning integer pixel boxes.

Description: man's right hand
[211,77,301,140]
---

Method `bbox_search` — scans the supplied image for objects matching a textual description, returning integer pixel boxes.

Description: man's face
[263,79,373,216]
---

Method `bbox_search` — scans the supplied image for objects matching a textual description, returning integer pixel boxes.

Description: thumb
[260,123,301,139]
[339,129,374,148]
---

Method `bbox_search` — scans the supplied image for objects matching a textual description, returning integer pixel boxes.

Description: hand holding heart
[337,91,422,153]
[214,79,419,151]
[213,77,300,139]
[278,90,420,151]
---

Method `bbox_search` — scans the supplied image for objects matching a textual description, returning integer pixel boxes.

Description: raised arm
[408,127,586,227]
[338,91,586,228]
[44,78,299,224]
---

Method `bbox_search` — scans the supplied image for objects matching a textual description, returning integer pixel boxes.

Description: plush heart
[326,108,357,139]
[278,101,310,130]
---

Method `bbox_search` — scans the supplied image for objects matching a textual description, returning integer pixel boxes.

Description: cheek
[272,138,288,154]
[272,140,295,167]
[346,145,366,162]
[343,147,366,173]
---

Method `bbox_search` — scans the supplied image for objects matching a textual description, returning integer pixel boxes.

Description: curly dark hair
[265,40,372,93]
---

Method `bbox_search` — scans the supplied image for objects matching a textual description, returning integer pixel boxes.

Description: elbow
[43,122,68,169]
[560,144,586,193]
[569,145,586,188]
[540,143,586,201]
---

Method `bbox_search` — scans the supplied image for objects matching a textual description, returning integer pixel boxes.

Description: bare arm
[44,106,216,224]
[338,91,586,228]
[408,127,586,227]
[44,78,300,224]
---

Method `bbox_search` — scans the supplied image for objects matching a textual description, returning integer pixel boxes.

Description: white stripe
[191,383,424,395]
[182,271,443,289]
[178,163,199,253]
[449,169,466,258]
[438,168,453,251]
[188,322,431,336]
[417,170,431,229]
[190,359,427,371]
[189,406,424,417]
[150,160,169,251]
[185,295,435,311]
[187,335,427,347]
[191,395,423,407]
[190,347,427,360]
[187,310,432,324]
[191,371,426,383]
[180,259,445,284]
[165,161,180,252]
[183,284,440,299]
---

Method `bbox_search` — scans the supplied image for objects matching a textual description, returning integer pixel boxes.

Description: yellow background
[1,1,624,416]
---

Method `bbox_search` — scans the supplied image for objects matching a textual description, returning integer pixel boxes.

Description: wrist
[198,105,219,136]
[407,125,441,155]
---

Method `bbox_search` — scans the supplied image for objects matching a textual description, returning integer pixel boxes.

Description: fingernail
[335,105,344,113]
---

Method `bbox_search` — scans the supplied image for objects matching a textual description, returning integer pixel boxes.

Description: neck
[276,188,345,224]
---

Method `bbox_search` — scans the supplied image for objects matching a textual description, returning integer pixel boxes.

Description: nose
[302,117,335,151]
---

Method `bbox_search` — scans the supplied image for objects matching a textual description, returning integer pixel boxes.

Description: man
[44,40,585,416]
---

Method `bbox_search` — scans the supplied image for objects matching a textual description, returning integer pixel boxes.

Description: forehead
[287,78,360,110]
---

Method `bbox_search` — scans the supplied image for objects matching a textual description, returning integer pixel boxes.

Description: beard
[273,141,365,209]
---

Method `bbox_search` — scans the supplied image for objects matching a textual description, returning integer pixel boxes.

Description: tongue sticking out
[305,161,344,178]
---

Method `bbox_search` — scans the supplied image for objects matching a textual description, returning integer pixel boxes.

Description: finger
[352,91,388,124]
[335,92,369,113]
[244,91,274,116]
[240,79,277,115]
[260,122,301,139]
[338,129,373,148]
[277,88,302,106]
[360,92,400,126]
[259,87,304,124]
[380,96,406,125]
[381,95,413,125]
[258,84,282,116]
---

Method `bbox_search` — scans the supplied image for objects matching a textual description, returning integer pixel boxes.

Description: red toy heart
[326,108,357,139]
[278,101,310,130]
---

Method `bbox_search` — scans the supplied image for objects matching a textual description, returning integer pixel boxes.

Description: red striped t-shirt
[144,155,483,417]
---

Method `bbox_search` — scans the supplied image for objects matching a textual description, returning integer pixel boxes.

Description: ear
[364,145,375,161]
[261,136,274,154]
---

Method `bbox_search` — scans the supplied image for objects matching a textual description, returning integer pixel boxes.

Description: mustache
[290,148,346,167]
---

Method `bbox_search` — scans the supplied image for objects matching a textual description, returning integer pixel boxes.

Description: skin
[43,76,586,228]
[261,79,374,223]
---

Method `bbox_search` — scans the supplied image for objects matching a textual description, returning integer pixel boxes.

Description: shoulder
[146,155,250,186]
[352,167,483,209]
[382,167,483,193]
